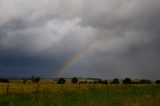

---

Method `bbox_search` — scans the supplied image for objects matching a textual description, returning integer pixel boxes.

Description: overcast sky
[0,0,160,79]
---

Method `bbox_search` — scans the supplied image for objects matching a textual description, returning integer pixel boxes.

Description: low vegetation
[0,77,160,106]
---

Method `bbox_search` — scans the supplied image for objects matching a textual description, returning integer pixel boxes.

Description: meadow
[0,80,160,106]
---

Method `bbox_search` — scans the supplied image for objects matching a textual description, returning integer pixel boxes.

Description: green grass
[0,84,160,106]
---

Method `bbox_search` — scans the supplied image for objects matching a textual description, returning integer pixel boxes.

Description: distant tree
[102,80,108,84]
[140,79,151,84]
[123,78,132,84]
[79,80,87,84]
[97,79,103,84]
[71,77,78,84]
[22,79,27,84]
[0,79,9,83]
[57,78,66,84]
[35,77,40,83]
[132,81,140,84]
[31,75,35,83]
[94,79,103,84]
[31,76,40,83]
[155,80,160,84]
[84,80,87,83]
[111,78,120,84]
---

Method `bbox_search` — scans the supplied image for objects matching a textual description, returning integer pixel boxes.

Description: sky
[0,0,160,79]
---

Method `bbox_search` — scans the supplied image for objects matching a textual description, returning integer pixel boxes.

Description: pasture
[0,80,160,106]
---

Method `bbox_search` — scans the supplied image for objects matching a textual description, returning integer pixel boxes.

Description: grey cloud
[0,0,160,79]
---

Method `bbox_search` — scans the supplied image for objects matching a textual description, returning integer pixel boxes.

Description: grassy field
[0,80,160,106]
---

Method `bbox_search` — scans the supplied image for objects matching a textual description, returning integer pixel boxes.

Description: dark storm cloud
[0,0,160,79]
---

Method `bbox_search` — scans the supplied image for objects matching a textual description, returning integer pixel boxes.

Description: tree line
[0,77,160,84]
[56,77,160,84]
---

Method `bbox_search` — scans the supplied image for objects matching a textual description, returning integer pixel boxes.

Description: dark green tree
[111,78,120,84]
[94,79,103,84]
[31,75,35,83]
[35,77,40,83]
[0,79,9,83]
[123,78,132,84]
[140,79,151,84]
[102,80,108,84]
[155,80,160,84]
[71,77,78,84]
[57,78,66,84]
[22,79,27,84]
[31,76,40,83]
[97,79,103,84]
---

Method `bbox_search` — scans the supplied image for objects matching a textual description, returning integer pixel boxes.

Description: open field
[0,80,160,106]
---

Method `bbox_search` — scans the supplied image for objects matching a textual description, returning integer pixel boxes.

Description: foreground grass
[0,84,160,106]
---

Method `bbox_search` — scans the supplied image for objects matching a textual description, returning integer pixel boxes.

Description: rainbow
[58,37,104,75]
